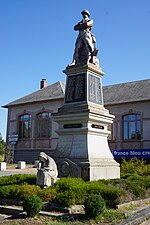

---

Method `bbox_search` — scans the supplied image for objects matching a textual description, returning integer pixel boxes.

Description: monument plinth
[54,64,120,181]
[53,10,120,181]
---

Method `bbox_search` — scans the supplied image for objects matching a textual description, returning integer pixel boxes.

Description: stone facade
[3,81,65,162]
[3,79,150,163]
[107,100,150,151]
[53,64,120,180]
[7,100,63,162]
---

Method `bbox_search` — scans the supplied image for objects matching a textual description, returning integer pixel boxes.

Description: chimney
[40,79,47,89]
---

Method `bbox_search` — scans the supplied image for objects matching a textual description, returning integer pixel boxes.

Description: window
[112,121,117,140]
[37,112,51,138]
[108,121,116,140]
[123,113,141,140]
[19,114,31,138]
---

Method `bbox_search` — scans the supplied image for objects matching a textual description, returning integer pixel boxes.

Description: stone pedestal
[53,63,120,181]
[18,161,26,169]
[0,162,6,171]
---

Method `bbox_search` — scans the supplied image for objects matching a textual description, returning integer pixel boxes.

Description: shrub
[101,186,125,208]
[52,178,125,208]
[38,187,56,202]
[18,184,41,200]
[104,174,150,201]
[0,185,19,198]
[126,174,150,189]
[86,181,125,208]
[119,174,150,199]
[96,209,125,223]
[121,158,150,176]
[0,174,36,186]
[84,194,105,219]
[123,175,148,199]
[53,177,85,192]
[23,195,42,217]
[125,179,146,198]
[0,184,41,200]
[52,178,87,206]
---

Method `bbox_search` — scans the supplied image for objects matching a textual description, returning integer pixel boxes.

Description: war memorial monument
[53,10,120,181]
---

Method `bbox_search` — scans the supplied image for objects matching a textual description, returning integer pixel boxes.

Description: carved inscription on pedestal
[65,73,86,103]
[88,74,103,104]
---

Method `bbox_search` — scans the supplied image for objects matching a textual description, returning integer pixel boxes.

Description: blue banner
[112,149,150,159]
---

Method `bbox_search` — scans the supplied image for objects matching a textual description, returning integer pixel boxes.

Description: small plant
[121,158,150,176]
[23,195,42,217]
[52,178,87,206]
[96,208,125,223]
[0,174,36,186]
[38,187,56,202]
[86,181,124,208]
[84,194,106,219]
[0,184,41,200]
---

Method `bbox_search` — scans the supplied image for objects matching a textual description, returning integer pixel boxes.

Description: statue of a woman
[36,152,58,188]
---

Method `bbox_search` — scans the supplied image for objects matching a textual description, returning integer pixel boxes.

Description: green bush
[52,179,124,208]
[0,184,40,200]
[0,174,149,208]
[126,174,150,189]
[119,174,150,199]
[121,158,150,176]
[84,194,105,219]
[96,209,125,223]
[52,178,87,206]
[123,174,149,198]
[0,174,36,186]
[101,186,125,208]
[0,185,18,198]
[86,181,125,208]
[53,190,75,206]
[38,187,56,202]
[23,195,42,217]
[125,179,146,198]
[53,177,85,192]
[18,184,41,200]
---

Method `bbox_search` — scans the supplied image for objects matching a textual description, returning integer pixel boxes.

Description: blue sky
[0,0,150,140]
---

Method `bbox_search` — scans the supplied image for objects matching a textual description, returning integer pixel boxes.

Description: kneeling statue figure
[36,152,58,188]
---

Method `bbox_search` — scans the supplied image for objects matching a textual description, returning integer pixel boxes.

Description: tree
[0,133,5,161]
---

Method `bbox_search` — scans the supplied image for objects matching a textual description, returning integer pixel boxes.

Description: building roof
[3,81,65,108]
[103,79,150,105]
[3,79,150,108]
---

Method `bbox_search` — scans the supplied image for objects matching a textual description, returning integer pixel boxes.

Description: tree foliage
[0,133,5,161]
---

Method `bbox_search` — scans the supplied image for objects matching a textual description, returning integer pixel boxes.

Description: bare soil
[0,214,113,225]
[0,215,51,225]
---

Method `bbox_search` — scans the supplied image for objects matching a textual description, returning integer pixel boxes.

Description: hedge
[0,174,36,186]
[51,178,124,208]
[0,174,149,207]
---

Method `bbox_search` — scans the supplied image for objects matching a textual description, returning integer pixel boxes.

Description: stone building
[3,78,150,162]
[104,79,150,160]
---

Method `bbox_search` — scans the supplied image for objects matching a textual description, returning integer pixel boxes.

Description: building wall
[6,97,150,162]
[106,100,150,151]
[7,99,64,162]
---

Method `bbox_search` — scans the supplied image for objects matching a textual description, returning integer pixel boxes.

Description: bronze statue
[69,10,99,67]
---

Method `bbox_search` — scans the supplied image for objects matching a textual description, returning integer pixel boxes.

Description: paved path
[0,168,37,176]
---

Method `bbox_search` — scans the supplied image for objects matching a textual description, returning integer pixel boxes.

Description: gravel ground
[0,215,52,225]
[0,214,112,225]
[0,166,37,177]
[139,219,150,225]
